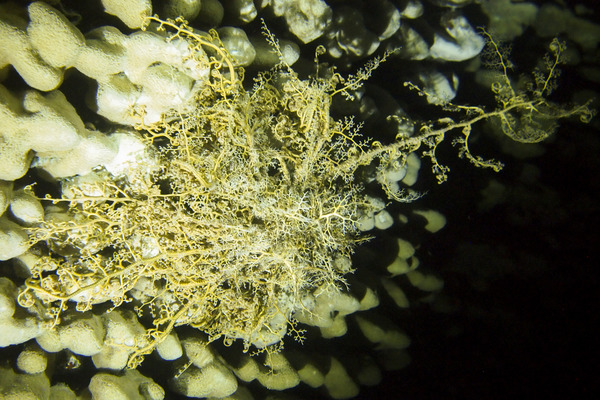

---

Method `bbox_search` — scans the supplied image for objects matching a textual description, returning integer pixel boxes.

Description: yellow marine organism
[19,19,593,368]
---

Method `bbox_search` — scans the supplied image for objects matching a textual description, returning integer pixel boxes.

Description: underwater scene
[1,0,598,399]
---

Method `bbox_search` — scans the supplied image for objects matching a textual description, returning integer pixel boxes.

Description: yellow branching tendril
[20,21,593,368]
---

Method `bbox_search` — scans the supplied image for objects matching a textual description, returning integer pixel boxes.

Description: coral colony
[0,0,595,399]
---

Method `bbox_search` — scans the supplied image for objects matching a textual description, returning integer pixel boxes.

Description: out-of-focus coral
[480,0,538,41]
[323,6,381,59]
[0,278,43,346]
[429,13,484,61]
[224,0,258,24]
[217,26,256,66]
[101,0,152,29]
[160,0,202,21]
[258,0,332,43]
[534,3,600,51]
[88,369,165,400]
